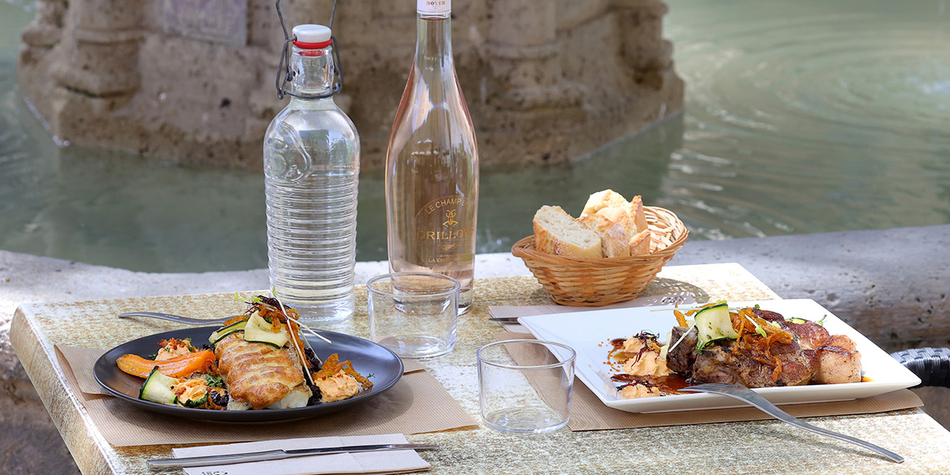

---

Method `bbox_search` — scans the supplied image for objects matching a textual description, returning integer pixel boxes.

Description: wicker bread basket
[511,206,688,306]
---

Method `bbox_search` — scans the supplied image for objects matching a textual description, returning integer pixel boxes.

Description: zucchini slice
[695,302,738,349]
[139,368,179,405]
[243,313,291,348]
[209,319,247,345]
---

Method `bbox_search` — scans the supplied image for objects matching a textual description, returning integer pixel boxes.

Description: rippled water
[661,0,950,238]
[1,0,949,272]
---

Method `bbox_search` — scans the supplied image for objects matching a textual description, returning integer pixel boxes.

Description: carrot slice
[117,350,216,379]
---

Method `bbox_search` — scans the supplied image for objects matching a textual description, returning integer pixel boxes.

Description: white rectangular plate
[518,299,921,413]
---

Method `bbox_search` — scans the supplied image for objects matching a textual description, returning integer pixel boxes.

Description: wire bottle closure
[275,0,344,100]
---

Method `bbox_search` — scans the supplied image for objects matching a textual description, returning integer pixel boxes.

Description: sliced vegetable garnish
[117,349,216,379]
[209,319,247,345]
[694,301,738,349]
[139,368,179,404]
[243,312,291,347]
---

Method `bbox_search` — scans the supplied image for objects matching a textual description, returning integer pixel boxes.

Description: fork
[117,311,236,325]
[682,383,903,463]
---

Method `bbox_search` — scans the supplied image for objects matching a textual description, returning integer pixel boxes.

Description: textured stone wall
[17,0,683,170]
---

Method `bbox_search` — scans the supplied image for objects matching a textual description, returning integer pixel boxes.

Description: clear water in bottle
[264,24,360,323]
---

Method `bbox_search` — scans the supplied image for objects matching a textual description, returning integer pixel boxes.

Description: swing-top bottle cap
[292,24,332,48]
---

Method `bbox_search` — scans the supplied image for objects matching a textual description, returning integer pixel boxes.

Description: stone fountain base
[17,0,683,170]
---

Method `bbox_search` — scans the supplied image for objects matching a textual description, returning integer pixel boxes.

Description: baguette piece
[629,195,649,233]
[628,229,652,256]
[534,205,603,258]
[578,190,654,257]
[581,189,629,217]
[595,206,637,239]
[579,213,630,258]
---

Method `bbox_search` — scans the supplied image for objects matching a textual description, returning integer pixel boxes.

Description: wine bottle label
[418,0,451,15]
[413,193,474,266]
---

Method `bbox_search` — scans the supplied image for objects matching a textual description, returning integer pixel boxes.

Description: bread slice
[534,206,603,258]
[629,195,648,232]
[581,189,628,217]
[628,229,652,256]
[579,213,630,258]
[595,206,637,238]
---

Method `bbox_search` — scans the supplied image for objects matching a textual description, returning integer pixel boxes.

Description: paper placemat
[495,332,923,431]
[173,434,430,475]
[57,346,476,447]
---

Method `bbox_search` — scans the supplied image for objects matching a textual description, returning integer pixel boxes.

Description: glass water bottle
[263,24,360,323]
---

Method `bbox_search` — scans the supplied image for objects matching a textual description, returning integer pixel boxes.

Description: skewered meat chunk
[766,313,860,384]
[666,326,698,375]
[813,334,862,384]
[781,319,831,351]
[662,307,859,389]
[691,340,819,387]
[215,333,309,410]
[750,308,785,323]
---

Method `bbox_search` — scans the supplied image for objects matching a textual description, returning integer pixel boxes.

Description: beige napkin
[173,434,430,475]
[495,332,923,431]
[56,346,476,447]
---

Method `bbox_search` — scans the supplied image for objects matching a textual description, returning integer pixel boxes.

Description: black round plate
[93,327,403,422]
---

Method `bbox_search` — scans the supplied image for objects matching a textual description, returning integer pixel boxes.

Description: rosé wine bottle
[384,0,479,313]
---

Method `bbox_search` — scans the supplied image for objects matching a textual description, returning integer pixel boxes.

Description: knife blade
[147,443,439,469]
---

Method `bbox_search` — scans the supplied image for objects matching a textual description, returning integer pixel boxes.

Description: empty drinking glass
[367,272,459,358]
[477,339,576,433]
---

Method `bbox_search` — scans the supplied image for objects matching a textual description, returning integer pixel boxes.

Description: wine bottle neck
[289,44,335,99]
[415,13,453,70]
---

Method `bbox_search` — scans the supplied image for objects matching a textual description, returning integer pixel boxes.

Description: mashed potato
[614,334,673,399]
[620,382,663,399]
[313,369,362,403]
[619,336,671,378]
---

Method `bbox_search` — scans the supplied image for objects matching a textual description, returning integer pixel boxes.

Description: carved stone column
[20,0,67,50]
[485,0,584,111]
[612,0,675,90]
[49,0,145,99]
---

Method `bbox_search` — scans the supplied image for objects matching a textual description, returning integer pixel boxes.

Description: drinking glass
[367,272,459,358]
[477,339,576,433]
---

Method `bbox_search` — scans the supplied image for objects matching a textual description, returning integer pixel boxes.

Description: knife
[488,293,695,323]
[147,443,440,469]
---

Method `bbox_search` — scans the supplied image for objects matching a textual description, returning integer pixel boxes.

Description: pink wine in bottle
[385,0,479,313]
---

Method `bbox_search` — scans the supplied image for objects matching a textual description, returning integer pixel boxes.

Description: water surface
[1,0,948,272]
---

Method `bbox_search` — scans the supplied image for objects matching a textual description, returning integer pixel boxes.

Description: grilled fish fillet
[215,333,308,410]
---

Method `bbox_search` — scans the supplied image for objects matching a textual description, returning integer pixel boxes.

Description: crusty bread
[629,195,648,233]
[595,206,637,239]
[628,229,652,256]
[533,206,603,258]
[534,190,654,259]
[581,189,629,217]
[579,213,630,258]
